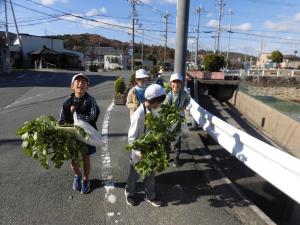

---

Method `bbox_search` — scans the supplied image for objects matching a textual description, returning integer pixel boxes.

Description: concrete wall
[229,91,300,158]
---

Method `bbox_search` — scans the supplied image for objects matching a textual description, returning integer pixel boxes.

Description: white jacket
[128,104,150,165]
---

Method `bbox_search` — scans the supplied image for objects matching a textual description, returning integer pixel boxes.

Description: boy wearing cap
[125,84,166,207]
[165,73,191,167]
[126,69,149,120]
[59,73,100,194]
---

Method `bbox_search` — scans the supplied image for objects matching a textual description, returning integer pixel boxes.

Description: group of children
[59,69,190,207]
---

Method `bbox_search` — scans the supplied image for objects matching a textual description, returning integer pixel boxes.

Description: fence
[188,98,300,204]
[225,69,300,78]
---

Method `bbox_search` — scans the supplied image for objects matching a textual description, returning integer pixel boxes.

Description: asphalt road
[0,70,268,225]
[0,70,120,225]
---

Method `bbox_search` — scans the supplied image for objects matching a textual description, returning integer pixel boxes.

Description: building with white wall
[11,34,84,68]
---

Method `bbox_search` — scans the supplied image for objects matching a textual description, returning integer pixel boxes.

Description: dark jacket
[59,93,100,130]
[155,76,164,87]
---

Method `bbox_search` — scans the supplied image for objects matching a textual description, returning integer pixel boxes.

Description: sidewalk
[103,103,272,225]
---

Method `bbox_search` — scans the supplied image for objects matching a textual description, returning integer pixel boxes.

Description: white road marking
[17,74,25,79]
[100,102,121,223]
[0,89,56,111]
[107,212,114,217]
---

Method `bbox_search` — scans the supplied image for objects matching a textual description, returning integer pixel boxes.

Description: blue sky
[2,0,300,56]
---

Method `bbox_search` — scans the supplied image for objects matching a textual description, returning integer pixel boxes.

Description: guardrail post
[239,69,243,77]
[277,69,280,77]
[292,70,295,77]
[262,70,264,76]
[247,70,250,76]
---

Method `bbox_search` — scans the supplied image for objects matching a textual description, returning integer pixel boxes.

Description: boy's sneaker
[73,175,82,191]
[145,198,162,207]
[173,157,181,168]
[124,190,137,206]
[81,180,90,194]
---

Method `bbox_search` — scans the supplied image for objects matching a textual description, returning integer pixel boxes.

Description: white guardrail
[188,98,300,204]
[224,69,300,77]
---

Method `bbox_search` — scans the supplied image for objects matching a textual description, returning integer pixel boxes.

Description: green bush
[203,54,226,72]
[134,65,143,71]
[129,72,136,86]
[114,76,126,94]
[163,81,171,92]
[150,66,159,76]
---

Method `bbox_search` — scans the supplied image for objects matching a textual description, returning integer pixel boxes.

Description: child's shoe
[124,190,137,206]
[81,180,90,194]
[73,175,82,191]
[145,197,162,207]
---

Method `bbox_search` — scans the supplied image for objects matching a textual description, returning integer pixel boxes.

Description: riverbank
[245,86,300,103]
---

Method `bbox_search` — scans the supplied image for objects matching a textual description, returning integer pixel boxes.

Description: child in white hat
[126,69,149,120]
[164,73,191,167]
[125,84,166,207]
[59,73,100,194]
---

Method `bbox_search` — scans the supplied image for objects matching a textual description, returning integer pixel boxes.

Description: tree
[203,54,226,72]
[269,50,283,63]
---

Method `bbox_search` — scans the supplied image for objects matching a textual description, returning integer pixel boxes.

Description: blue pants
[86,144,96,155]
[125,165,155,200]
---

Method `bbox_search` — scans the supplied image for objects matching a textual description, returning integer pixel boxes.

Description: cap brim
[72,75,89,83]
[136,74,149,79]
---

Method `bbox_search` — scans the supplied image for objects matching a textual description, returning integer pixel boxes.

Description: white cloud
[207,19,219,28]
[264,20,295,32]
[86,8,98,17]
[294,13,300,21]
[40,0,55,5]
[99,7,107,14]
[40,0,67,6]
[232,23,252,31]
[82,18,131,33]
[264,12,300,32]
[86,7,107,17]
[161,0,177,4]
[140,0,153,3]
[206,12,213,18]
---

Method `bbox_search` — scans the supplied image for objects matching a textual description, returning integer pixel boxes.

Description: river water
[239,85,300,122]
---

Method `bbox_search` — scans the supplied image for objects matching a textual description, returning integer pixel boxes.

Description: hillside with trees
[48,33,256,68]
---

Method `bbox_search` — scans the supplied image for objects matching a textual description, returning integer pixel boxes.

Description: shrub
[114,76,126,95]
[203,54,226,72]
[150,66,159,76]
[129,72,136,86]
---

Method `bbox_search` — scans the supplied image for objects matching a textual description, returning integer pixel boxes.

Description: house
[256,53,272,68]
[11,34,84,69]
[281,55,300,69]
[104,54,129,70]
[85,46,124,69]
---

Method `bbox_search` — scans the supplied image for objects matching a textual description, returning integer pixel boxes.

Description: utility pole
[194,6,203,69]
[259,39,264,68]
[216,0,225,54]
[141,29,144,62]
[9,0,22,51]
[129,0,138,72]
[163,12,170,64]
[4,0,11,73]
[98,41,101,67]
[174,0,190,85]
[226,9,233,68]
